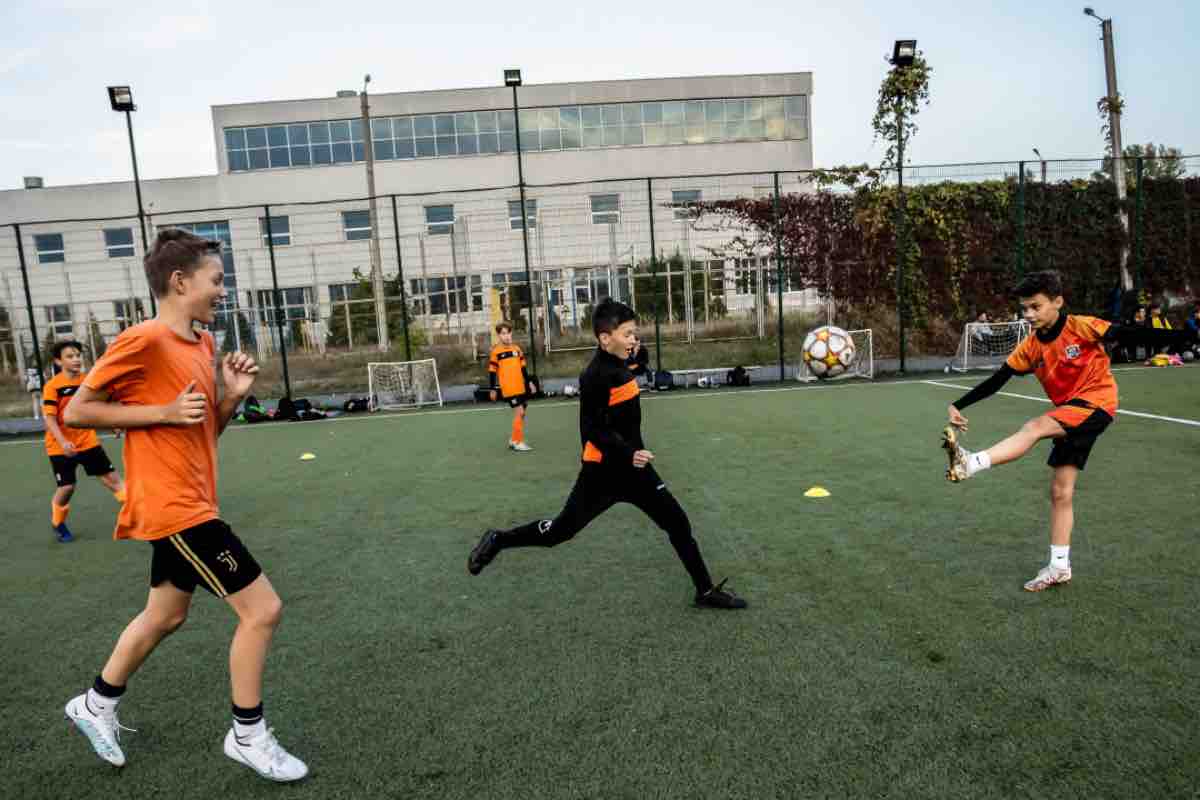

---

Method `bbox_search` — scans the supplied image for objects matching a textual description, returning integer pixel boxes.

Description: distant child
[941,270,1168,592]
[61,229,307,781]
[488,321,537,452]
[469,299,746,609]
[42,340,126,542]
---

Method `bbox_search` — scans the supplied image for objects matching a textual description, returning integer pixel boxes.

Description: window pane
[642,103,662,124]
[229,150,249,171]
[673,189,701,204]
[591,195,618,212]
[559,107,580,128]
[706,122,723,142]
[785,96,805,118]
[498,110,515,131]
[248,149,269,169]
[288,124,309,145]
[602,104,622,125]
[622,104,643,124]
[435,135,456,155]
[644,124,665,146]
[309,122,330,143]
[662,102,683,124]
[766,116,786,140]
[371,118,392,139]
[725,121,747,140]
[393,117,414,138]
[352,142,365,161]
[457,134,478,154]
[764,97,785,121]
[684,124,704,144]
[746,119,765,139]
[726,99,745,120]
[374,139,394,160]
[540,129,561,150]
[435,115,455,135]
[665,124,685,144]
[602,127,623,147]
[349,119,363,141]
[478,132,499,153]
[245,127,267,148]
[311,143,332,164]
[561,128,581,149]
[518,109,538,132]
[582,127,603,147]
[746,99,763,120]
[539,108,558,129]
[269,147,290,167]
[413,116,435,137]
[330,121,351,142]
[476,111,498,132]
[331,142,352,162]
[581,106,602,127]
[343,211,369,228]
[623,125,644,145]
[454,113,476,134]
[705,100,724,122]
[396,139,416,159]
[267,126,288,147]
[415,137,436,157]
[39,252,65,264]
[786,119,807,139]
[105,228,134,247]
[36,233,63,250]
[426,205,454,225]
[225,129,246,150]
[519,129,539,151]
[498,132,517,152]
[685,101,704,123]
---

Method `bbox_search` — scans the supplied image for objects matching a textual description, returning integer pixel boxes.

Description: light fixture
[504,69,522,87]
[107,85,135,112]
[892,40,917,67]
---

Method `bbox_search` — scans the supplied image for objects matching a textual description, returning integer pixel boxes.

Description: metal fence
[2,154,1197,409]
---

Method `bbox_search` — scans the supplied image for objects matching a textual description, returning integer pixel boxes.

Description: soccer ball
[802,325,856,379]
[698,376,711,388]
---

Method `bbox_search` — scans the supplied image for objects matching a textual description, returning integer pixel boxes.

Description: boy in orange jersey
[488,321,537,452]
[942,270,1168,592]
[60,229,307,782]
[42,340,126,542]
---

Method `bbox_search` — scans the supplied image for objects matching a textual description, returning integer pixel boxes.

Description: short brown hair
[495,321,513,334]
[144,229,221,298]
[1012,270,1063,300]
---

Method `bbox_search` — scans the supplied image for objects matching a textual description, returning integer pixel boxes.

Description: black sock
[233,702,264,741]
[93,675,126,699]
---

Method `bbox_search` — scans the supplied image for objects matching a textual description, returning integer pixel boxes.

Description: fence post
[772,172,786,382]
[646,177,662,373]
[1133,156,1144,292]
[390,195,413,362]
[12,224,45,391]
[263,205,292,400]
[1016,161,1026,277]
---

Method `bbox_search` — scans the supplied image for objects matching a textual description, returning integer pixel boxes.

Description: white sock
[234,717,266,742]
[87,688,120,715]
[1050,545,1070,570]
[965,451,992,476]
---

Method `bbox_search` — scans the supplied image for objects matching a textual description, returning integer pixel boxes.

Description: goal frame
[367,359,443,411]
[951,321,1032,373]
[796,328,874,382]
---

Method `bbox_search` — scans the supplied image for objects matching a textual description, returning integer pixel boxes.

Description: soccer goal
[367,359,443,411]
[796,328,874,382]
[951,321,1032,372]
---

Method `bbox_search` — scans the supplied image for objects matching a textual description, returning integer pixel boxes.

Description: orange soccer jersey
[42,372,101,456]
[84,320,220,541]
[1006,314,1119,415]
[488,343,528,398]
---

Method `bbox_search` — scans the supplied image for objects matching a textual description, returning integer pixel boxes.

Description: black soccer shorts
[1047,405,1113,470]
[48,445,115,487]
[149,519,262,598]
[507,394,529,409]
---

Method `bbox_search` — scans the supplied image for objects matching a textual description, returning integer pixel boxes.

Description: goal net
[951,321,1032,372]
[367,359,443,411]
[796,328,874,382]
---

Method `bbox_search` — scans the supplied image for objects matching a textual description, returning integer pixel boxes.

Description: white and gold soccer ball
[802,325,856,379]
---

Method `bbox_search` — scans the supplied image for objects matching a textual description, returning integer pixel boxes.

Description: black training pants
[497,463,714,592]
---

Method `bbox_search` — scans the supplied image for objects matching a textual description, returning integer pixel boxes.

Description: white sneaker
[1023,564,1072,592]
[64,693,132,767]
[223,727,309,782]
[510,441,533,452]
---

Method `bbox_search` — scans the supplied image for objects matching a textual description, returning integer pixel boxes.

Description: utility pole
[1085,7,1131,290]
[360,75,390,351]
[1032,148,1047,184]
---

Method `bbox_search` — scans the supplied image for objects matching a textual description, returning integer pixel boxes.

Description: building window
[508,199,537,230]
[104,228,135,258]
[672,189,702,220]
[259,215,291,247]
[425,205,455,235]
[221,94,808,172]
[342,211,372,241]
[169,221,238,313]
[329,282,363,303]
[35,233,65,264]
[256,287,313,324]
[46,304,72,336]
[113,299,145,330]
[590,194,620,225]
[735,260,760,296]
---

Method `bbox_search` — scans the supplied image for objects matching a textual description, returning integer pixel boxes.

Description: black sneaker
[694,578,747,609]
[468,529,501,576]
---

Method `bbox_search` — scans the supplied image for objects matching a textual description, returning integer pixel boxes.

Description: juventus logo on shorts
[537,519,553,534]
[217,550,239,572]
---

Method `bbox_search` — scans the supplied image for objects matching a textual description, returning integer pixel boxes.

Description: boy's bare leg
[98,471,125,496]
[1049,464,1078,547]
[101,582,193,686]
[224,574,282,708]
[53,484,76,508]
[985,414,1066,467]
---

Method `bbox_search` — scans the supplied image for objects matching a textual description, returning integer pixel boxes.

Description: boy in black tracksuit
[468,299,746,609]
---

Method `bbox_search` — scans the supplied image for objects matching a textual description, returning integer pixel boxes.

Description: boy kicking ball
[942,269,1158,592]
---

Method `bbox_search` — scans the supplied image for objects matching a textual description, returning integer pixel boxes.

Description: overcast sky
[2,0,1196,189]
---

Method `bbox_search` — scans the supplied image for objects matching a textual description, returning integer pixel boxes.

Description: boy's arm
[951,364,1018,411]
[217,353,258,436]
[42,414,76,454]
[65,383,206,429]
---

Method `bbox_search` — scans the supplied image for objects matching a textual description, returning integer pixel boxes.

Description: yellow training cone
[804,486,830,498]
[299,453,317,461]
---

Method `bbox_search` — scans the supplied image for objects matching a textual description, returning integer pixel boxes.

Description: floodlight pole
[895,95,907,374]
[1086,9,1131,290]
[114,97,156,317]
[509,71,539,379]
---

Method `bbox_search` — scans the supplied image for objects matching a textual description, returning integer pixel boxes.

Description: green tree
[870,51,932,170]
[325,269,425,351]
[1093,142,1187,188]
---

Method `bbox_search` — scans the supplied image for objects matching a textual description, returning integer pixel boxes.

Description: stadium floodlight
[891,40,917,67]
[504,69,522,87]
[107,85,135,112]
[506,67,538,377]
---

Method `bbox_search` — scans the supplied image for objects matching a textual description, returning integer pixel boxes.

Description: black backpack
[653,369,674,391]
[726,366,751,387]
[342,397,369,413]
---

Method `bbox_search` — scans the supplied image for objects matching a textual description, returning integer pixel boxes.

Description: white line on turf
[922,380,1200,427]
